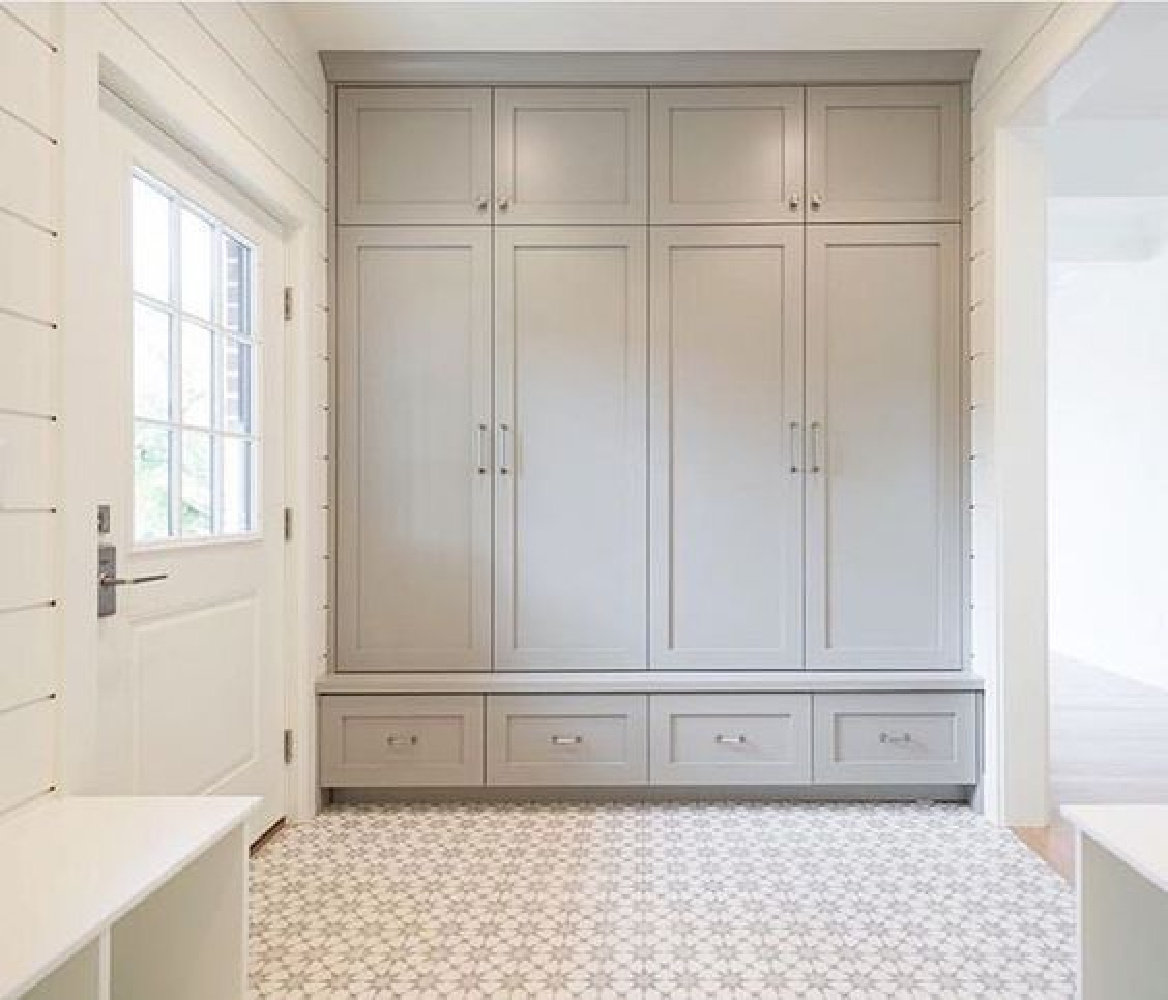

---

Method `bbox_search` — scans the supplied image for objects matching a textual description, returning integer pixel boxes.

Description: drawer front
[813,693,977,785]
[487,695,647,786]
[650,694,811,785]
[320,695,485,787]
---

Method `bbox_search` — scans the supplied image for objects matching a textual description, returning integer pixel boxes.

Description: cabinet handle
[789,421,802,474]
[475,194,491,211]
[809,421,824,474]
[550,734,583,746]
[788,192,801,211]
[497,195,511,211]
[879,732,913,746]
[498,423,511,475]
[715,734,747,745]
[475,422,489,475]
[810,193,823,211]
[386,735,418,747]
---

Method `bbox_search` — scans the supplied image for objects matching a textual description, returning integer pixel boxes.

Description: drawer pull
[386,735,418,747]
[879,732,913,746]
[550,734,583,746]
[715,734,747,745]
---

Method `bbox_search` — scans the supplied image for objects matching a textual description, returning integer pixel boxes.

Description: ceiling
[286,1,1029,53]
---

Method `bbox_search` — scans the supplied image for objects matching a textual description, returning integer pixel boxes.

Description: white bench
[0,796,256,1000]
[1063,804,1168,1000]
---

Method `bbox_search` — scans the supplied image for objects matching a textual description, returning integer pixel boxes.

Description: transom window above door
[132,170,260,544]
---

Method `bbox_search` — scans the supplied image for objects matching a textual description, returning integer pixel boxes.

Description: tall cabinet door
[650,227,805,669]
[805,225,962,669]
[494,88,647,224]
[336,88,493,225]
[337,228,493,671]
[495,227,648,670]
[806,85,961,223]
[650,88,805,223]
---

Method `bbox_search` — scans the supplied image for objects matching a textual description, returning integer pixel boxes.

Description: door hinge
[283,506,293,541]
[283,286,294,322]
[283,728,296,765]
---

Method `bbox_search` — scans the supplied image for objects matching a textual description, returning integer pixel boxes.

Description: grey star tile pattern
[249,801,1074,999]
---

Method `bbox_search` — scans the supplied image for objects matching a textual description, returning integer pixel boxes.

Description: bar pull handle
[386,735,419,747]
[475,422,489,475]
[879,732,913,746]
[789,421,802,474]
[550,734,583,746]
[809,421,824,475]
[498,422,511,476]
[715,734,747,745]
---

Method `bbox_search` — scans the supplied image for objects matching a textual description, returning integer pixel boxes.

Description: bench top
[1063,804,1168,894]
[0,795,256,1000]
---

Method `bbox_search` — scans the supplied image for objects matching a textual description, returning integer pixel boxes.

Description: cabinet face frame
[804,224,962,670]
[806,84,961,223]
[650,87,806,223]
[336,87,493,225]
[335,227,494,672]
[494,88,648,224]
[650,226,805,669]
[494,226,649,670]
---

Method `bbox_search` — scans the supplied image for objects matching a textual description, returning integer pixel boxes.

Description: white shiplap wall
[0,2,61,814]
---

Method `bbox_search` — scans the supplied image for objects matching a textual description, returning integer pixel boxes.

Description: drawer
[813,693,977,785]
[319,695,484,787]
[650,694,811,785]
[487,695,647,786]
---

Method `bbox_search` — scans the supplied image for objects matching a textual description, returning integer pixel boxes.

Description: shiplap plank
[0,605,55,712]
[0,698,54,812]
[108,2,325,200]
[0,14,53,133]
[2,3,56,47]
[0,315,53,415]
[183,2,326,156]
[240,1,327,106]
[0,213,54,323]
[0,513,53,608]
[0,111,55,228]
[0,414,56,506]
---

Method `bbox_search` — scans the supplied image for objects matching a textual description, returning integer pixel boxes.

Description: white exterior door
[805,224,962,669]
[650,226,805,669]
[335,227,493,672]
[94,110,288,839]
[494,227,648,670]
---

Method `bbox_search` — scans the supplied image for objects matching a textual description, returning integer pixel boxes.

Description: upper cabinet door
[650,87,805,223]
[495,227,648,670]
[336,227,493,672]
[494,88,648,224]
[337,88,493,225]
[805,224,962,670]
[806,85,961,223]
[650,227,805,669]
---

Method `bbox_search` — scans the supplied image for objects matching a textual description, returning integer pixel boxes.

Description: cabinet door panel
[650,227,804,669]
[805,225,961,669]
[495,227,647,669]
[337,88,492,224]
[495,89,647,224]
[807,85,961,223]
[650,87,805,223]
[337,228,492,671]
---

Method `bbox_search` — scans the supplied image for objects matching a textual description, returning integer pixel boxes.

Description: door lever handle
[99,571,169,587]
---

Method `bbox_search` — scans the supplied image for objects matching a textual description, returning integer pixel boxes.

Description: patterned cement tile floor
[249,801,1075,999]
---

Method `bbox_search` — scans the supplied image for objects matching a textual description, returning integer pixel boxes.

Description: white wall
[43,1,330,819]
[1048,200,1168,691]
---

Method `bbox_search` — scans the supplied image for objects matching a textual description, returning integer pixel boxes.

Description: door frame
[59,7,327,823]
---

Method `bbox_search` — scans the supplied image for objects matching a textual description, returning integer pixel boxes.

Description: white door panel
[650,227,804,669]
[805,224,961,669]
[495,227,647,670]
[336,227,493,672]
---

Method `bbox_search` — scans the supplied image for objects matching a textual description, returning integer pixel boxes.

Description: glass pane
[220,437,255,534]
[181,431,212,536]
[134,423,172,542]
[132,177,170,302]
[222,235,252,336]
[221,338,254,434]
[181,322,213,428]
[134,302,170,421]
[180,209,213,321]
